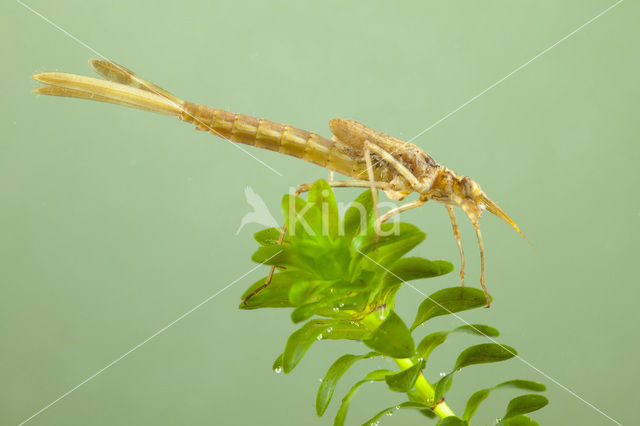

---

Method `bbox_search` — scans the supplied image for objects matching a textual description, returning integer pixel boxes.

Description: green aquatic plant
[240,180,547,425]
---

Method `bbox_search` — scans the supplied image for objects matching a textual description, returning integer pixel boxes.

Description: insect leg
[460,208,490,307]
[377,199,427,225]
[472,221,489,307]
[363,141,382,237]
[242,179,393,305]
[295,179,391,194]
[445,205,465,287]
[363,142,428,193]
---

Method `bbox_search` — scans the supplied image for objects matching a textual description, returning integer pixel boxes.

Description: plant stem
[395,357,456,418]
[361,314,457,419]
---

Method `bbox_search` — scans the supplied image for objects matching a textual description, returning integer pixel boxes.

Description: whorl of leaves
[240,181,547,425]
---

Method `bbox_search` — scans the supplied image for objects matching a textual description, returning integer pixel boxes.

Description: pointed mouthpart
[481,195,530,245]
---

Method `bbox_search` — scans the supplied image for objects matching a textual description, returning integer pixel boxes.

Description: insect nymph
[32,59,526,307]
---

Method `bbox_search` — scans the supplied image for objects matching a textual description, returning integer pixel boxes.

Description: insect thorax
[398,148,441,191]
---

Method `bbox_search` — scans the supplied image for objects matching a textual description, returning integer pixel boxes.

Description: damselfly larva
[31,59,527,307]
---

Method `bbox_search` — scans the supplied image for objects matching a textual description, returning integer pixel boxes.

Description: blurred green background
[1,1,638,425]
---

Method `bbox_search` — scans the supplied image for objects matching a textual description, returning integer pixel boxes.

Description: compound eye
[465,180,480,197]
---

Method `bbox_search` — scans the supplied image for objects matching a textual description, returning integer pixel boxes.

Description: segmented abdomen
[180,102,385,181]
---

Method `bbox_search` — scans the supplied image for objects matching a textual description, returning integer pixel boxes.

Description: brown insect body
[31,59,527,307]
[180,103,406,190]
[328,118,493,220]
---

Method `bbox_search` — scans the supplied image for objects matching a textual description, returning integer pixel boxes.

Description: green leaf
[434,343,518,401]
[291,293,369,323]
[407,391,438,418]
[500,415,540,425]
[434,373,454,402]
[282,320,334,373]
[463,379,546,422]
[290,301,325,323]
[251,244,308,269]
[334,369,391,426]
[503,394,549,420]
[497,380,546,392]
[384,257,454,286]
[316,352,378,416]
[415,331,449,362]
[282,320,365,373]
[307,179,339,238]
[362,311,415,358]
[385,359,425,392]
[326,321,368,340]
[436,416,468,425]
[253,241,350,280]
[454,324,500,337]
[352,223,426,273]
[254,227,282,246]
[288,280,315,305]
[411,287,489,330]
[415,324,499,363]
[289,278,366,307]
[454,343,517,370]
[282,193,325,239]
[272,353,283,372]
[463,389,491,422]
[343,190,376,240]
[282,237,349,277]
[360,401,431,426]
[239,271,313,310]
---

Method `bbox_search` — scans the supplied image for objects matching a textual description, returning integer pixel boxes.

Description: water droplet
[417,358,424,362]
[326,327,333,333]
[339,303,345,307]
[317,334,323,340]
[385,410,393,416]
[495,418,502,424]
[395,406,400,411]
[318,378,323,382]
[439,372,446,377]
[332,307,339,312]
[274,367,283,374]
